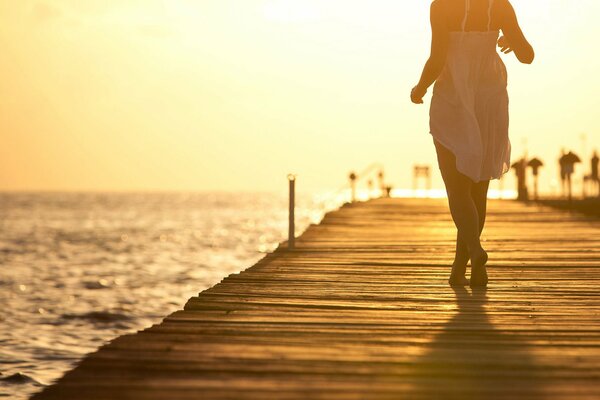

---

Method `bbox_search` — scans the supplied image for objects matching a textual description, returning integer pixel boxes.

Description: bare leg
[472,180,490,234]
[434,141,488,286]
[454,180,490,266]
[453,232,469,269]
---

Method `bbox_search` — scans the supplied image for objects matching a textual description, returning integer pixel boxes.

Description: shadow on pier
[411,287,546,399]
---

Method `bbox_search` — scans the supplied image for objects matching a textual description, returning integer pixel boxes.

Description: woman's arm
[499,0,534,64]
[411,1,449,104]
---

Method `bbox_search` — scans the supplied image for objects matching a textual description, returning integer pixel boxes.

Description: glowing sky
[1,0,598,194]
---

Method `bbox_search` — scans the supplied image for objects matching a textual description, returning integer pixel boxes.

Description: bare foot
[449,275,470,286]
[470,250,489,288]
[448,264,469,286]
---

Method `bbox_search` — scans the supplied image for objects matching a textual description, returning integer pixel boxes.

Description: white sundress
[430,0,510,182]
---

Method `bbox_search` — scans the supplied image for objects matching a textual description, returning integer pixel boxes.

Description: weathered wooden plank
[32,199,600,400]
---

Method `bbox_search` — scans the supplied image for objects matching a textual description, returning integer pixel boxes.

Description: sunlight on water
[0,192,325,400]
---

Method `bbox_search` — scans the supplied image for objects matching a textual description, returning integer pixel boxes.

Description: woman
[411,0,534,287]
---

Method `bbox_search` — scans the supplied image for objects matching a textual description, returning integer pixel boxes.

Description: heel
[469,251,489,288]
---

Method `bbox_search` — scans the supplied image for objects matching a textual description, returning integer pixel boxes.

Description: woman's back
[431,0,511,182]
[434,0,534,64]
[437,0,504,33]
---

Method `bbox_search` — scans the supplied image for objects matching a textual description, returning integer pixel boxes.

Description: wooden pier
[33,198,600,399]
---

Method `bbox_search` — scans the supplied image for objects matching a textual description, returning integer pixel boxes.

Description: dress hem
[429,131,508,183]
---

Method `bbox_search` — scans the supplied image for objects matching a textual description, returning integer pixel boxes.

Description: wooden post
[349,172,357,203]
[288,174,296,249]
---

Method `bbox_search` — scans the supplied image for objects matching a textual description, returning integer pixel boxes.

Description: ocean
[0,192,327,400]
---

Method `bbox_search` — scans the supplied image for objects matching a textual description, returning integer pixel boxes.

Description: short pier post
[349,172,357,203]
[377,170,385,197]
[288,174,296,249]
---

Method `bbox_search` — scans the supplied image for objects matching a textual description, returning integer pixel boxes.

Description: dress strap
[461,0,471,32]
[487,0,495,31]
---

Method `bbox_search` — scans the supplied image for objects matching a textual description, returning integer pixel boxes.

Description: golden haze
[1,0,598,194]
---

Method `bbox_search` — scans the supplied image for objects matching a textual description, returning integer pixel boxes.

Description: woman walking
[411,0,534,287]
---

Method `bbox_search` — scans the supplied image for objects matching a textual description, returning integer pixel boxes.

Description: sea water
[0,192,327,399]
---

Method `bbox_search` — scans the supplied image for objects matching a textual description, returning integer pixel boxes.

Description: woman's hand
[497,36,513,54]
[411,85,427,104]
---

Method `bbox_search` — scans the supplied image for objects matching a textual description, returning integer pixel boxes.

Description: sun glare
[263,0,321,23]
[1,0,598,193]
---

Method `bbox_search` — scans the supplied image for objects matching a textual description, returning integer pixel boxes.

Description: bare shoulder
[494,0,521,28]
[429,0,447,22]
[494,0,514,19]
[430,0,446,12]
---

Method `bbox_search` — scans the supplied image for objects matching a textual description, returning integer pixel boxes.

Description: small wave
[0,373,43,386]
[61,311,133,324]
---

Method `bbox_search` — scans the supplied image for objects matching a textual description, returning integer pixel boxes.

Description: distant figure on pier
[410,0,534,287]
[413,165,432,193]
[559,149,568,196]
[559,151,582,202]
[511,158,528,201]
[527,157,544,200]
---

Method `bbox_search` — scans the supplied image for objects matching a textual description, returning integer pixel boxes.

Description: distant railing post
[288,174,296,249]
[377,170,385,197]
[349,172,357,203]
